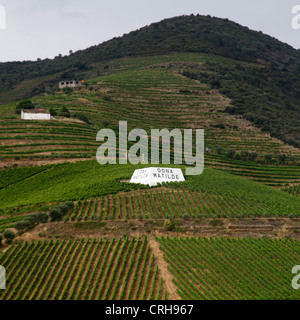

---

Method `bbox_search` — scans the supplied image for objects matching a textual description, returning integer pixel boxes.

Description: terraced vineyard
[0,237,166,300]
[205,155,300,186]
[157,236,300,300]
[69,188,273,221]
[0,25,300,303]
[0,54,298,165]
[0,119,98,160]
[282,185,300,197]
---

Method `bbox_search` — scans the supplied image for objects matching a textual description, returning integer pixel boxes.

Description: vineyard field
[69,189,274,221]
[157,236,300,300]
[0,237,166,300]
[0,161,299,216]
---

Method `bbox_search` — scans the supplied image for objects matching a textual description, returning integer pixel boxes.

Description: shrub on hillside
[4,230,15,244]
[249,152,258,161]
[50,202,73,221]
[50,207,64,222]
[75,112,89,124]
[264,154,273,163]
[59,106,70,118]
[216,147,223,154]
[278,154,287,164]
[227,149,236,159]
[16,100,35,110]
[49,108,57,116]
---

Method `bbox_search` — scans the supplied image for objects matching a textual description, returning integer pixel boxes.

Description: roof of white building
[22,109,50,114]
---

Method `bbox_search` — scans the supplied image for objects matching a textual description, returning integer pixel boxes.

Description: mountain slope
[0,15,300,148]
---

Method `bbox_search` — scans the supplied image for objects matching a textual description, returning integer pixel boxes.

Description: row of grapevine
[157,236,300,300]
[68,189,273,220]
[282,185,300,197]
[0,237,167,300]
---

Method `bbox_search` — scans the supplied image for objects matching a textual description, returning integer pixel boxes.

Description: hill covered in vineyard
[0,15,300,147]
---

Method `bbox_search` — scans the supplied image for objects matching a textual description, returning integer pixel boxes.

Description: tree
[249,152,258,161]
[264,154,273,163]
[216,147,223,154]
[16,100,35,110]
[102,121,110,128]
[50,203,71,222]
[227,149,236,159]
[76,113,89,124]
[278,154,287,164]
[32,212,49,224]
[15,221,30,232]
[241,151,249,161]
[64,201,75,210]
[0,234,2,246]
[50,208,63,222]
[49,108,57,116]
[59,204,69,215]
[3,230,15,244]
[59,106,70,118]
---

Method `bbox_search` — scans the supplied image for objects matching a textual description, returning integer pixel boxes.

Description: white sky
[0,0,300,62]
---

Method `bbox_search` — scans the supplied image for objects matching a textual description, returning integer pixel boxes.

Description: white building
[21,109,51,121]
[59,80,82,89]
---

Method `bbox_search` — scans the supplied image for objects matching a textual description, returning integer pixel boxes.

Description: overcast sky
[0,0,300,62]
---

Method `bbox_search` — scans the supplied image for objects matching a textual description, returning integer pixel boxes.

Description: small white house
[59,80,82,89]
[21,109,51,121]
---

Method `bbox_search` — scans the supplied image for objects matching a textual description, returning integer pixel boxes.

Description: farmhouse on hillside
[59,80,82,89]
[21,109,51,121]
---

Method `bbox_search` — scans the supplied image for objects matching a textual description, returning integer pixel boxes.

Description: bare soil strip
[148,238,180,300]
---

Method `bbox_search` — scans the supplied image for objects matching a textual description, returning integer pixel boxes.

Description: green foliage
[278,154,287,164]
[216,147,223,155]
[49,108,57,116]
[240,151,249,161]
[50,204,68,222]
[226,149,236,159]
[182,213,189,220]
[264,154,273,163]
[16,100,35,110]
[3,230,15,243]
[75,112,89,124]
[59,106,70,118]
[164,219,175,231]
[0,161,140,210]
[0,14,299,148]
[33,212,49,224]
[64,201,75,210]
[249,152,258,161]
[157,237,300,299]
[181,168,300,215]
[62,87,73,94]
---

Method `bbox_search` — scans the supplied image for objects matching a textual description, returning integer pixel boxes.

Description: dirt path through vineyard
[148,238,180,300]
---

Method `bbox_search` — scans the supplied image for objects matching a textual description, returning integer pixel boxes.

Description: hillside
[0,15,300,147]
[1,15,300,301]
[0,53,299,188]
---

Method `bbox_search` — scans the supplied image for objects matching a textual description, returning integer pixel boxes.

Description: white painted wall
[59,80,82,89]
[21,110,51,120]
